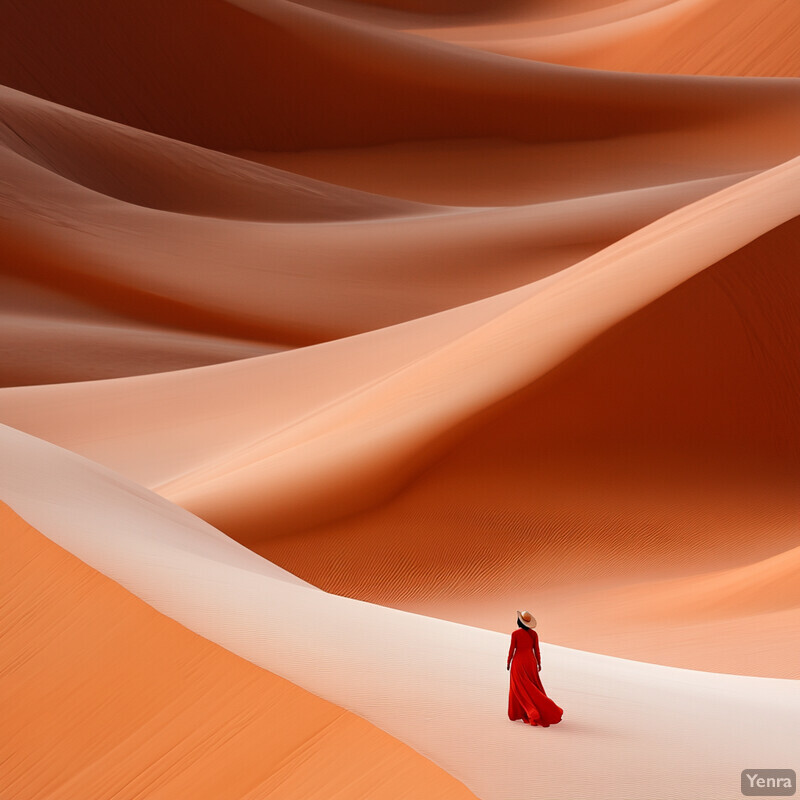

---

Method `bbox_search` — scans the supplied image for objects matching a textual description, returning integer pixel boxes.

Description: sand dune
[275,0,688,28]
[251,202,799,675]
[3,11,797,382]
[244,138,770,207]
[621,544,800,619]
[0,144,760,347]
[1,157,797,534]
[408,0,800,77]
[5,82,787,375]
[2,0,798,795]
[536,540,800,671]
[0,272,282,386]
[0,310,279,387]
[0,501,475,800]
[437,589,800,678]
[0,83,447,381]
[555,0,800,76]
[1,0,799,152]
[0,85,421,222]
[484,544,800,677]
[2,424,798,800]
[2,159,797,676]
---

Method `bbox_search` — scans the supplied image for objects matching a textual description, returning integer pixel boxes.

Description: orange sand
[2,158,798,678]
[1,0,798,796]
[3,422,798,800]
[407,0,800,78]
[0,502,475,800]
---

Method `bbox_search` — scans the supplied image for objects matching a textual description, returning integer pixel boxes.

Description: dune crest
[0,501,476,800]
[408,0,800,77]
[2,156,797,533]
[2,158,798,677]
[2,424,798,800]
[2,0,798,796]
[1,0,799,151]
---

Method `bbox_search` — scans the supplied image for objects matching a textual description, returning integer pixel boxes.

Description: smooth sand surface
[2,14,798,376]
[405,0,800,77]
[2,157,798,679]
[3,75,797,358]
[2,0,799,152]
[0,501,476,800]
[1,156,797,526]
[2,424,799,800]
[1,1,798,796]
[0,310,280,386]
[237,0,800,79]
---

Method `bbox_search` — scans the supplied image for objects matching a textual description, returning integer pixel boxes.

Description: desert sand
[404,0,800,77]
[2,424,799,800]
[1,1,798,798]
[0,499,476,800]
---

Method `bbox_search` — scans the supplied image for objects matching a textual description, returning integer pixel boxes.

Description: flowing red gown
[507,627,564,726]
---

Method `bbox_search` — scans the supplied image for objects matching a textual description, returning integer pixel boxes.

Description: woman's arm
[507,632,516,670]
[533,631,541,670]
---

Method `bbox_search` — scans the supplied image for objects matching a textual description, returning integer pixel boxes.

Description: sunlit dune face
[1,1,798,798]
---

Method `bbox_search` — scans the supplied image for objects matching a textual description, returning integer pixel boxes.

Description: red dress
[507,628,563,726]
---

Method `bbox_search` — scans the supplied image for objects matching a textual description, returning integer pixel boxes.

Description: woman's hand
[538,663,542,671]
[507,663,511,671]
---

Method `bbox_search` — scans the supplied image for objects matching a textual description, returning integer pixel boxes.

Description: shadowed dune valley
[1,2,798,799]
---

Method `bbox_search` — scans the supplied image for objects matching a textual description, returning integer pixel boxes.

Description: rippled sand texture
[1,1,798,799]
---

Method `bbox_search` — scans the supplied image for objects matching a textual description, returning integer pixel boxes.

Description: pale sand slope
[0,502,476,800]
[406,0,800,78]
[2,425,798,800]
[257,210,799,676]
[499,545,800,678]
[1,156,797,535]
[1,159,798,676]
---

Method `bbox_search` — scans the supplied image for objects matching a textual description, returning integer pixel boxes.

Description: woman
[507,610,563,726]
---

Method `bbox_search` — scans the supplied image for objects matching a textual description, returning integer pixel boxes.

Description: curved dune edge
[1,155,797,536]
[1,155,796,679]
[1,0,799,154]
[0,85,428,222]
[606,544,800,621]
[0,312,282,387]
[1,424,798,800]
[0,271,284,387]
[0,156,741,349]
[252,207,799,676]
[0,163,757,382]
[2,65,798,366]
[242,137,774,207]
[159,155,800,536]
[0,502,476,800]
[4,77,790,352]
[506,547,800,677]
[231,0,660,28]
[407,0,800,78]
